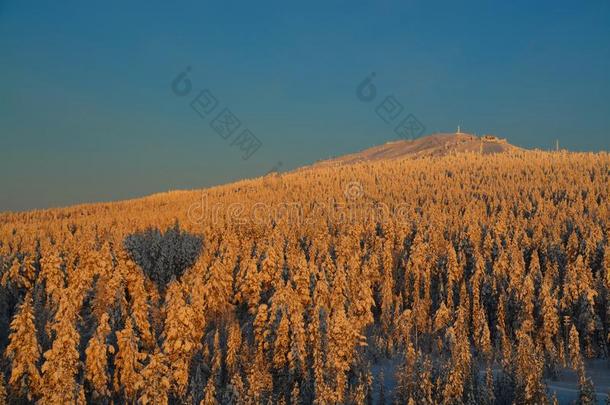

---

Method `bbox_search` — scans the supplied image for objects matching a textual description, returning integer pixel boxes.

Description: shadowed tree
[123,222,203,292]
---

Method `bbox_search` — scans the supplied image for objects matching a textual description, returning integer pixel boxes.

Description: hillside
[0,140,609,404]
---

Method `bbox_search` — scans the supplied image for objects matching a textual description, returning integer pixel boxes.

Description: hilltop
[312,132,522,167]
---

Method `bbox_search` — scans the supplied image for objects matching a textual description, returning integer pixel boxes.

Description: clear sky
[1,0,609,212]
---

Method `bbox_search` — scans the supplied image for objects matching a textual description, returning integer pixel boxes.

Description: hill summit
[314,132,522,167]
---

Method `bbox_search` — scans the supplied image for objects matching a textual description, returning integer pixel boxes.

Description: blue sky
[1,0,609,211]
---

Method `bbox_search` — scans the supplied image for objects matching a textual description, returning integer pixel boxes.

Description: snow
[546,360,610,404]
[369,358,610,404]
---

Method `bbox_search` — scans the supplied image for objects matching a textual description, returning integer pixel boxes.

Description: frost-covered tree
[5,293,40,400]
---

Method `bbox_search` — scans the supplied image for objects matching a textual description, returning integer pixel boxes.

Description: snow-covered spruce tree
[567,324,598,405]
[441,307,471,405]
[5,292,41,401]
[138,349,171,405]
[198,329,223,405]
[539,272,560,375]
[39,290,82,404]
[578,375,597,405]
[39,249,65,306]
[514,329,547,404]
[123,253,155,349]
[273,307,291,402]
[162,280,200,397]
[84,312,111,398]
[113,318,144,402]
[569,324,585,374]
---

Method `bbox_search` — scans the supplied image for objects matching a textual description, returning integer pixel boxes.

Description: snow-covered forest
[0,150,609,404]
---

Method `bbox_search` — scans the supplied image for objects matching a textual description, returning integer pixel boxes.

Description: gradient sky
[1,0,609,212]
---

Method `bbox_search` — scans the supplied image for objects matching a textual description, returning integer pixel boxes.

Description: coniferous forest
[1,150,609,404]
